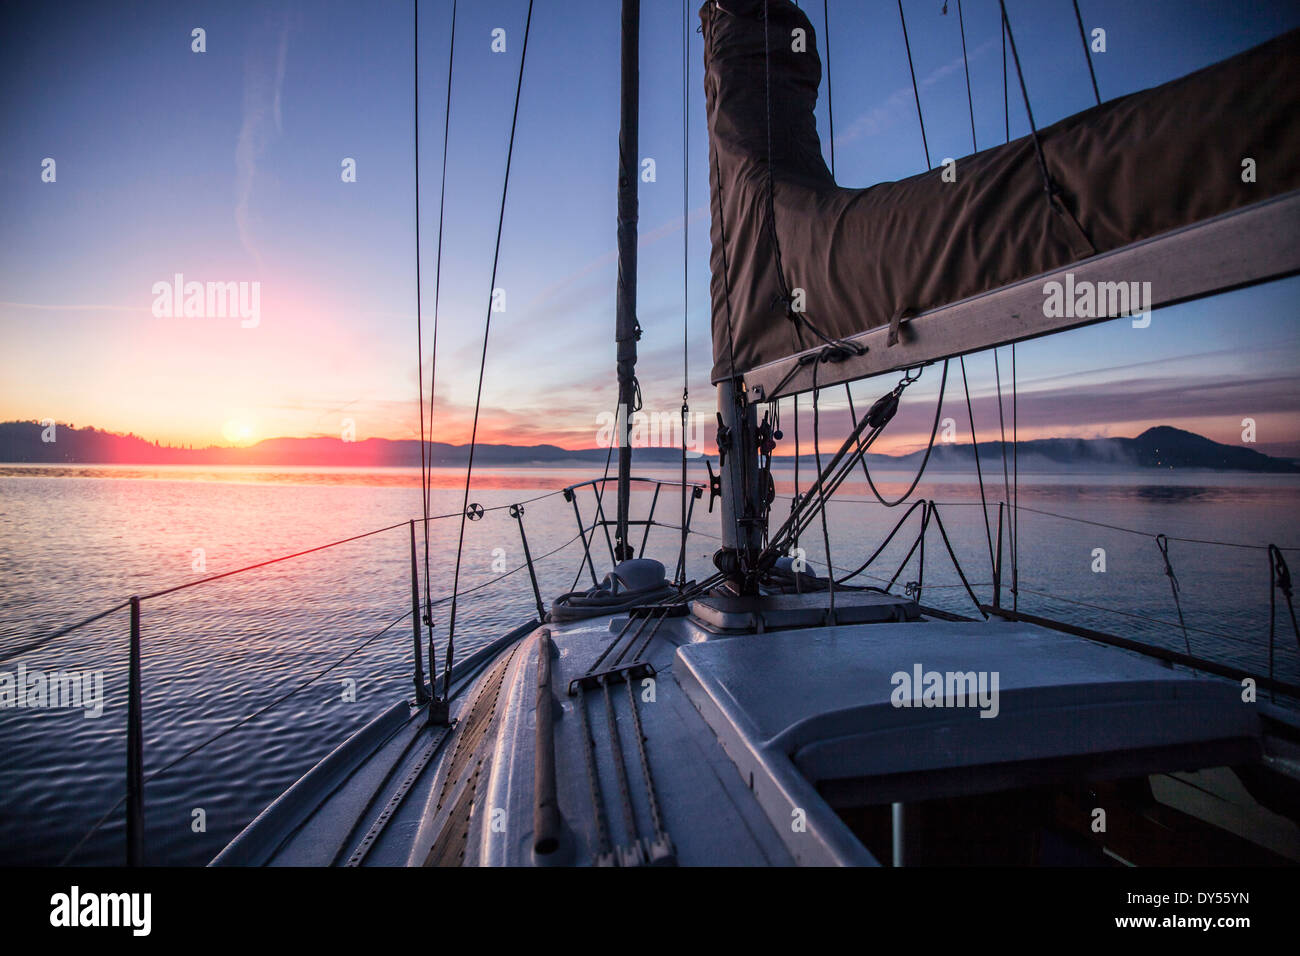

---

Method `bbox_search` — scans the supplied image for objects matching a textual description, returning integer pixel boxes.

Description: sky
[1,0,1298,457]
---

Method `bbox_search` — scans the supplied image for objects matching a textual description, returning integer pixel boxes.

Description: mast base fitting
[426,698,450,726]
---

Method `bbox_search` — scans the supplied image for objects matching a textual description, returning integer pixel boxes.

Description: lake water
[2,462,1298,865]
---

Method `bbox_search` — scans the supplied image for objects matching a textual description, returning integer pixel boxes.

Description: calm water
[1,462,1298,865]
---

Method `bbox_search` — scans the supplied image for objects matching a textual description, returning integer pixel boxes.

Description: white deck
[213,608,1286,867]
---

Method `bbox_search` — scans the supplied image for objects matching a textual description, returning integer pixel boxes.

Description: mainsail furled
[702,0,1300,397]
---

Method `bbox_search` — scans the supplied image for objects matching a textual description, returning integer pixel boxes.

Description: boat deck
[213,601,1297,867]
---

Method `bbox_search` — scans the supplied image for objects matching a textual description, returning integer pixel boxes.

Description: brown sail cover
[703,0,1300,383]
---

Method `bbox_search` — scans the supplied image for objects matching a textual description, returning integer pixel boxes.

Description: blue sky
[1,0,1297,454]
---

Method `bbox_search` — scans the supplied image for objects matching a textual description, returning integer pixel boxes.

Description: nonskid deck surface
[215,609,1300,867]
[215,610,797,866]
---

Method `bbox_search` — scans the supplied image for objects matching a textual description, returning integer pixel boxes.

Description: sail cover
[702,0,1300,389]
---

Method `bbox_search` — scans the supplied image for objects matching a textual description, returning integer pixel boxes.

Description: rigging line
[1071,0,1101,105]
[58,606,411,866]
[0,600,131,666]
[810,362,837,621]
[678,0,690,588]
[1006,506,1300,551]
[1274,546,1294,681]
[956,0,976,153]
[823,0,835,176]
[765,395,884,554]
[415,0,430,653]
[992,347,1012,564]
[960,355,996,576]
[999,0,1067,216]
[896,0,931,169]
[432,529,584,608]
[568,409,618,594]
[857,360,950,508]
[139,521,411,602]
[834,498,926,585]
[423,0,459,670]
[1013,586,1255,649]
[1001,4,1008,142]
[1012,340,1018,610]
[444,0,534,700]
[1155,534,1192,655]
[777,364,931,552]
[887,501,929,593]
[922,503,986,613]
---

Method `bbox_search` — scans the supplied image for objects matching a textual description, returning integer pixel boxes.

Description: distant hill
[0,421,1295,473]
[857,426,1300,473]
[0,421,675,467]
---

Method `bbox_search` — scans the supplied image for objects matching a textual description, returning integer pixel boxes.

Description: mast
[716,379,764,594]
[613,0,640,563]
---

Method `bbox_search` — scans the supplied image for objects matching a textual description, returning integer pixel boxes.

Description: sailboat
[213,0,1300,866]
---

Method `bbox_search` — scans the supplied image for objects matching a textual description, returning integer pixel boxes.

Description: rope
[999,0,1093,258]
[1007,505,1298,551]
[956,0,976,153]
[677,0,690,587]
[1071,0,1101,105]
[1268,544,1300,679]
[138,521,413,602]
[855,359,950,507]
[999,1,1048,193]
[421,0,460,693]
[1015,586,1251,649]
[811,363,838,622]
[414,0,430,660]
[1155,534,1191,654]
[993,347,1012,597]
[824,0,835,175]
[791,393,801,557]
[1012,341,1018,611]
[444,0,534,699]
[835,498,927,585]
[59,606,412,865]
[0,600,130,665]
[959,355,996,577]
[896,0,931,169]
[926,503,987,617]
[1001,3,1008,142]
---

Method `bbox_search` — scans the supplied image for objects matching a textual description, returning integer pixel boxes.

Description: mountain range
[1,421,1296,473]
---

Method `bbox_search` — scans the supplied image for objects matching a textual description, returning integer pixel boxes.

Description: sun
[221,419,257,446]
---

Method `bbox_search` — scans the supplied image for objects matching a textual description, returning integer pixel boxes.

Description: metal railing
[5,473,703,866]
[818,494,1300,699]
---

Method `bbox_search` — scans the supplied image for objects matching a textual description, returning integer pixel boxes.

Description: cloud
[832,36,997,154]
[798,369,1300,455]
[235,11,291,268]
[0,301,148,314]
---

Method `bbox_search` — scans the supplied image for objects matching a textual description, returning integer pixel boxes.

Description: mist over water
[1,463,1297,865]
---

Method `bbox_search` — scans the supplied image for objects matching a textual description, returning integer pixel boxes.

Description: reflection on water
[1,463,1297,865]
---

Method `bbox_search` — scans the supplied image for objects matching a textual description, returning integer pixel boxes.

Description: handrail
[10,472,689,865]
[832,497,1300,552]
